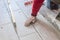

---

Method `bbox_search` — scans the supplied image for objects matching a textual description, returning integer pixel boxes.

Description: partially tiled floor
[0,0,60,40]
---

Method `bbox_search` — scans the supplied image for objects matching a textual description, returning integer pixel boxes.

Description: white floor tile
[0,0,8,13]
[14,0,32,17]
[8,0,20,11]
[0,0,11,25]
[21,32,42,40]
[0,13,11,25]
[3,0,9,10]
[0,23,19,40]
[13,10,36,37]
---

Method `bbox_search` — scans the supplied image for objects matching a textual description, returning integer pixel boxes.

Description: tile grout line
[32,25,44,40]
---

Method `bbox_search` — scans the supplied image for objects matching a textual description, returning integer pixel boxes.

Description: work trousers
[31,0,44,16]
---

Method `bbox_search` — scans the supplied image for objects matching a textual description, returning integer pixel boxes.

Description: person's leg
[31,0,44,16]
[25,0,44,26]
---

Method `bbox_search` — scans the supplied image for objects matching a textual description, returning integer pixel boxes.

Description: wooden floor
[0,0,60,40]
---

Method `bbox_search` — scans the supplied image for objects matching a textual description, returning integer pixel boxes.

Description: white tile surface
[0,23,19,40]
[0,0,11,25]
[14,0,32,17]
[13,10,36,37]
[8,0,20,11]
[21,32,42,40]
[3,0,10,11]
[0,12,11,25]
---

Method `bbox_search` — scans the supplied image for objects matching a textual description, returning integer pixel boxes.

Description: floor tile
[13,10,36,37]
[8,0,20,11]
[0,23,19,40]
[0,0,11,25]
[14,0,32,17]
[21,32,42,40]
